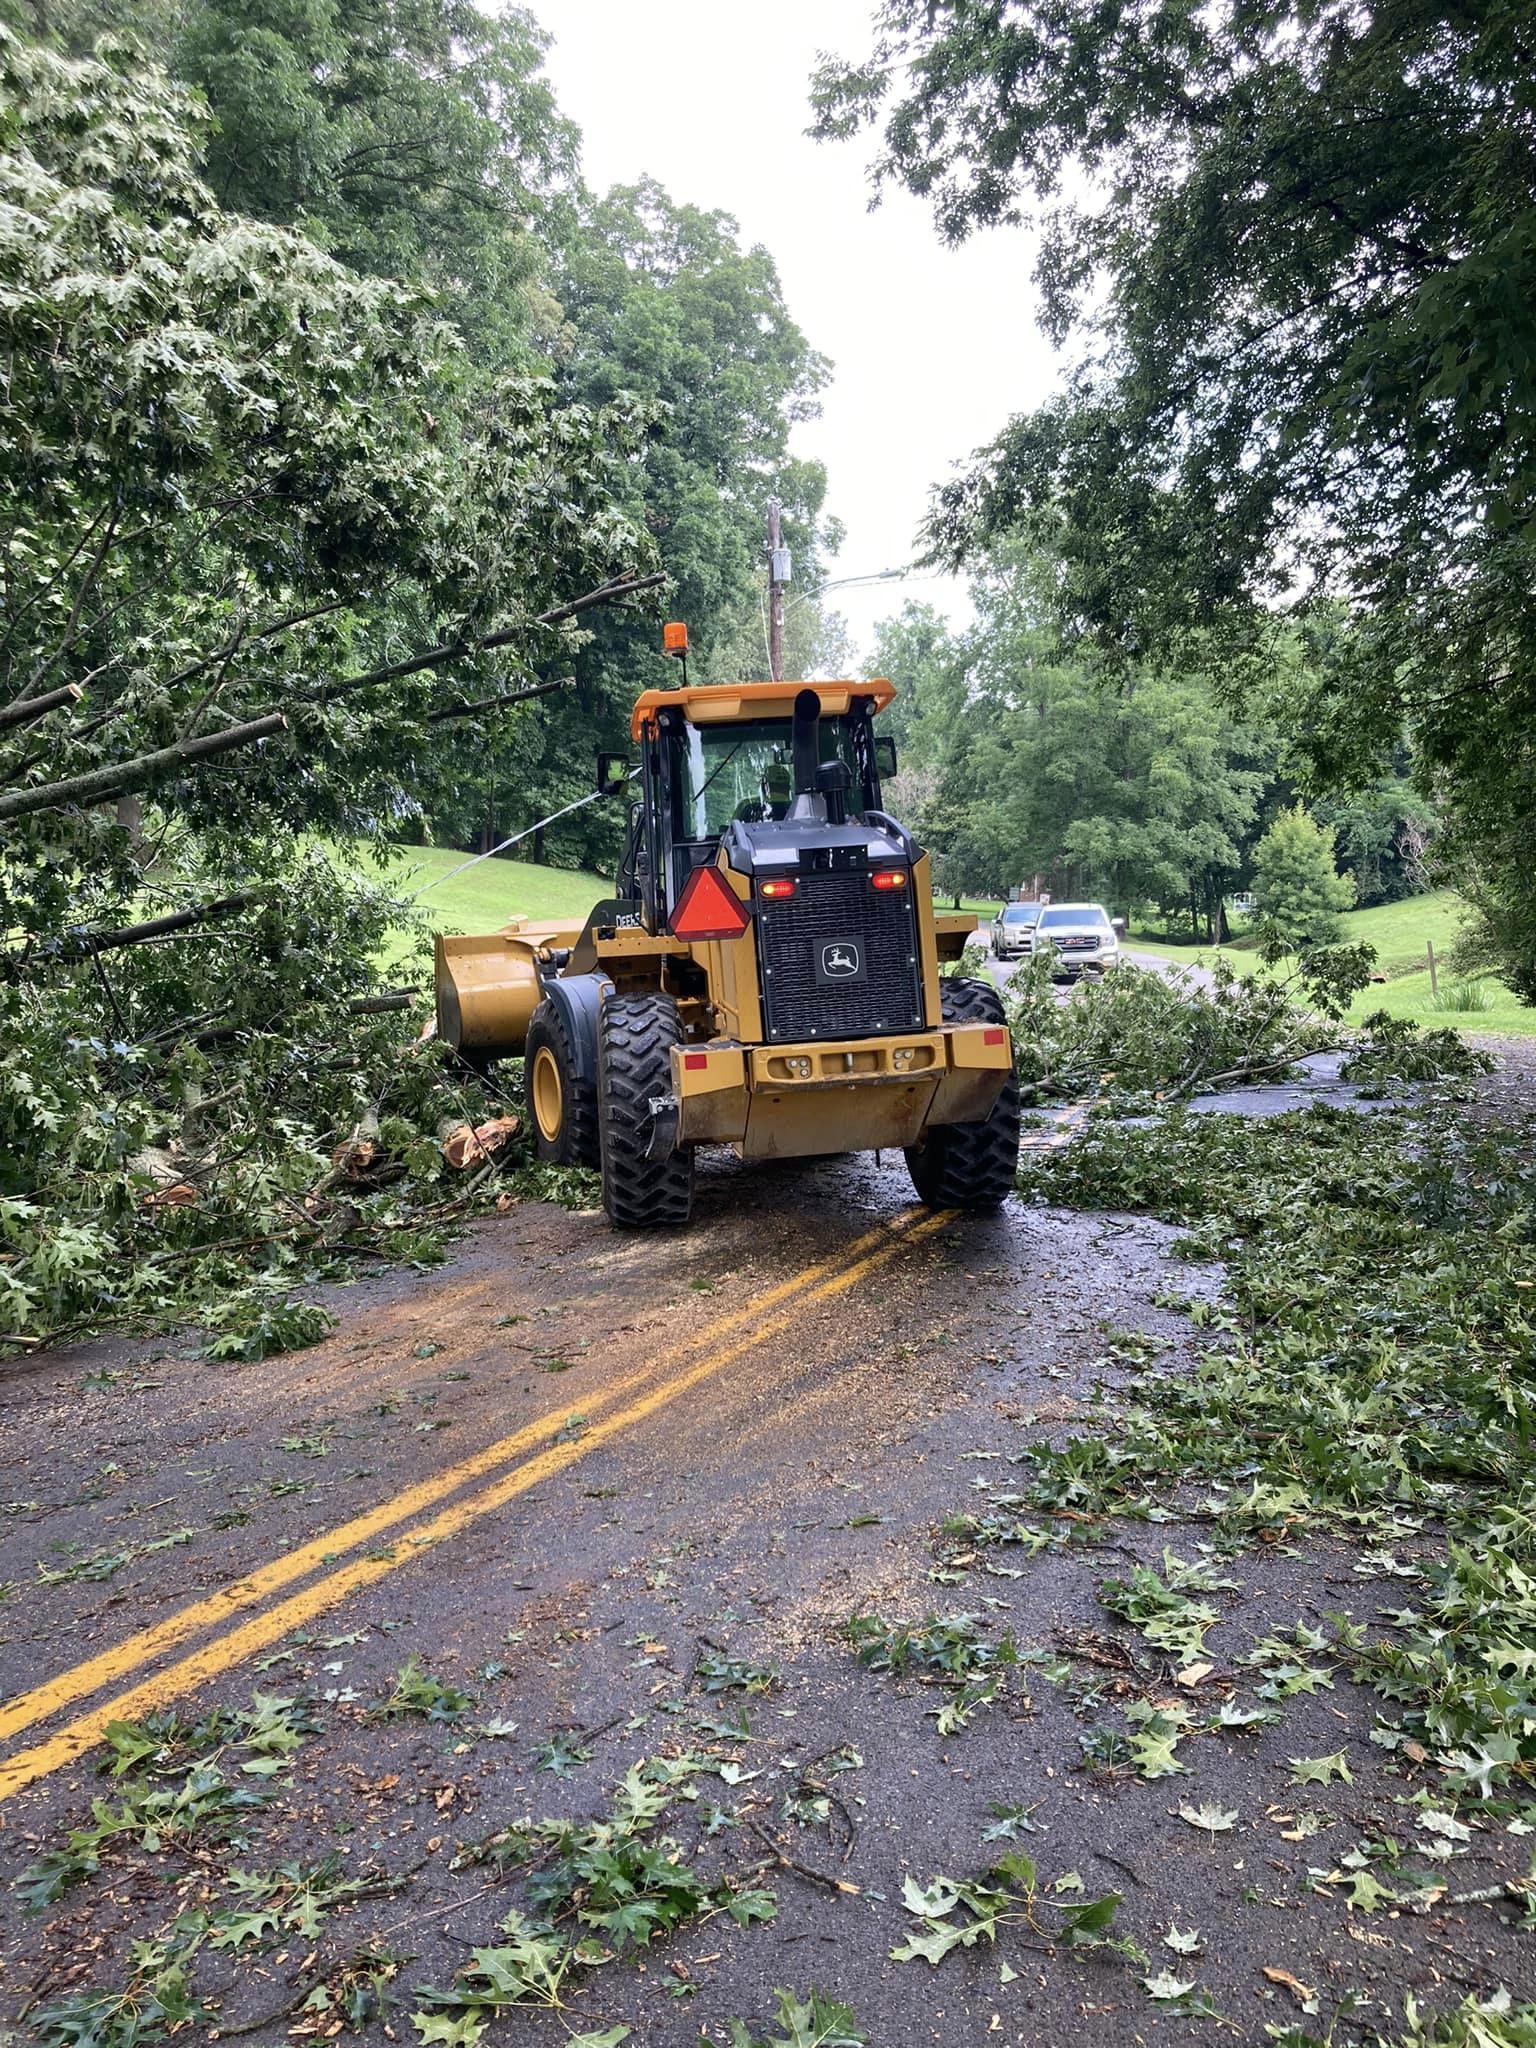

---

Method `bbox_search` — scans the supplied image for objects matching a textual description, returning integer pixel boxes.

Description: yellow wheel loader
[434,659,1020,1228]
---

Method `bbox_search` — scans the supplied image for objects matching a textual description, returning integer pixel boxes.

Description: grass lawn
[1126,890,1536,1035]
[338,844,612,970]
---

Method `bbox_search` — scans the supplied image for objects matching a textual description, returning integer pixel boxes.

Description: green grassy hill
[1129,890,1536,1035]
[378,844,612,930]
[338,845,612,970]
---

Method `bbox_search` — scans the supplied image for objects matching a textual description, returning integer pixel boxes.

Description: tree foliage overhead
[14,0,578,364]
[489,177,837,877]
[0,25,654,917]
[814,0,1536,988]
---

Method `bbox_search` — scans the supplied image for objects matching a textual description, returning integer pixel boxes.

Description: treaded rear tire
[905,976,1021,1211]
[598,993,694,1228]
[524,999,598,1169]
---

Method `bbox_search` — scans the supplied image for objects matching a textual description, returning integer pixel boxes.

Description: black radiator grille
[756,871,925,1042]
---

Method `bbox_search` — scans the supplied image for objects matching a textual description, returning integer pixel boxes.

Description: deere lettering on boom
[435,625,1021,1227]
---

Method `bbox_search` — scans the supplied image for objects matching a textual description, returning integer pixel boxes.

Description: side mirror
[595,751,630,798]
[873,735,898,778]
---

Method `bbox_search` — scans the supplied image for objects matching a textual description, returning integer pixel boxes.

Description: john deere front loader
[434,659,1020,1227]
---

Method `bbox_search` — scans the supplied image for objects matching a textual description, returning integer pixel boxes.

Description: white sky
[539,0,1059,660]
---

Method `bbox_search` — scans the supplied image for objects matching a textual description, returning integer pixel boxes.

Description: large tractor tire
[598,993,695,1228]
[905,977,1021,1212]
[524,1000,598,1168]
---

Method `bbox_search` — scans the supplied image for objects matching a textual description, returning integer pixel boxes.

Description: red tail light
[759,877,796,901]
[870,868,908,891]
[670,865,750,941]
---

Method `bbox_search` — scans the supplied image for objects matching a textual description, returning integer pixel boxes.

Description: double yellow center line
[0,1205,952,1801]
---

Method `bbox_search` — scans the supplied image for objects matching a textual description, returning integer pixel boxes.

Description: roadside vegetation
[0,4,842,1360]
[1123,895,1535,1038]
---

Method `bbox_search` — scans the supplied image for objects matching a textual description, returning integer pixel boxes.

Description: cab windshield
[678,716,862,839]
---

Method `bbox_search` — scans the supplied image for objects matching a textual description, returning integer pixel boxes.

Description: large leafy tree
[814,0,1536,987]
[20,0,575,368]
[0,29,654,924]
[0,29,661,1343]
[476,178,835,877]
[869,546,1274,925]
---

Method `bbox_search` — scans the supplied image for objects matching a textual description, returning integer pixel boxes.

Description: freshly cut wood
[439,1115,520,1168]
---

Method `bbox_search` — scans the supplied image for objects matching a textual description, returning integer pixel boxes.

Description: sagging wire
[408,788,608,899]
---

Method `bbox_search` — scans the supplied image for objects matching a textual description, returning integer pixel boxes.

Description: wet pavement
[1,1139,1531,2044]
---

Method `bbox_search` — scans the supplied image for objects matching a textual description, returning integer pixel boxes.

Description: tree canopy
[815,0,1536,989]
[869,544,1274,929]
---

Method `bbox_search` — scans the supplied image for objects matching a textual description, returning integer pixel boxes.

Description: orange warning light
[662,621,689,657]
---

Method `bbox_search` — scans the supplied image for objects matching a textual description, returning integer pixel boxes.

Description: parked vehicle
[1028,903,1119,978]
[991,901,1043,958]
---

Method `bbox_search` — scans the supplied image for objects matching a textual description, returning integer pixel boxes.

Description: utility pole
[767,500,790,682]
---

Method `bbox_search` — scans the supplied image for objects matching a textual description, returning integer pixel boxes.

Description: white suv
[1029,903,1119,978]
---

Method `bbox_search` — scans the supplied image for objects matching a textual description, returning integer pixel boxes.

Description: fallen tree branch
[0,682,84,732]
[427,675,574,723]
[308,573,665,709]
[1,570,662,822]
[5,891,259,970]
[0,713,287,822]
[745,1817,860,1896]
[347,988,421,1015]
[1171,1038,1344,1098]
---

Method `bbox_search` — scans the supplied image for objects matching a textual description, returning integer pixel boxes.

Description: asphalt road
[1,1145,1529,2044]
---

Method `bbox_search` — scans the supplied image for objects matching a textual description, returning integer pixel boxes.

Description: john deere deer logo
[822,942,860,978]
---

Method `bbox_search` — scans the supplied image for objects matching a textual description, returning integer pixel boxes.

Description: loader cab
[623,681,899,932]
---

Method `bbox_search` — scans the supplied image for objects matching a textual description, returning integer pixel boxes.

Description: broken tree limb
[0,570,661,823]
[0,713,287,823]
[0,682,84,732]
[30,892,259,966]
[427,675,574,723]
[536,570,668,627]
[306,571,666,709]
[346,988,421,1015]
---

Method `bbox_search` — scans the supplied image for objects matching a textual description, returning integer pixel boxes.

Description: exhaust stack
[791,687,820,797]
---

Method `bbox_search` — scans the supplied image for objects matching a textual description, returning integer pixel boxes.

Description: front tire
[524,1000,598,1168]
[905,978,1021,1211]
[598,994,694,1228]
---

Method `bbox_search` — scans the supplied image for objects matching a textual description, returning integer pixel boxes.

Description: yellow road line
[0,1210,953,1801]
[0,1208,927,1757]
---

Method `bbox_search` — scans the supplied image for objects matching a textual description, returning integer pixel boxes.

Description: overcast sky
[540,0,1058,661]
